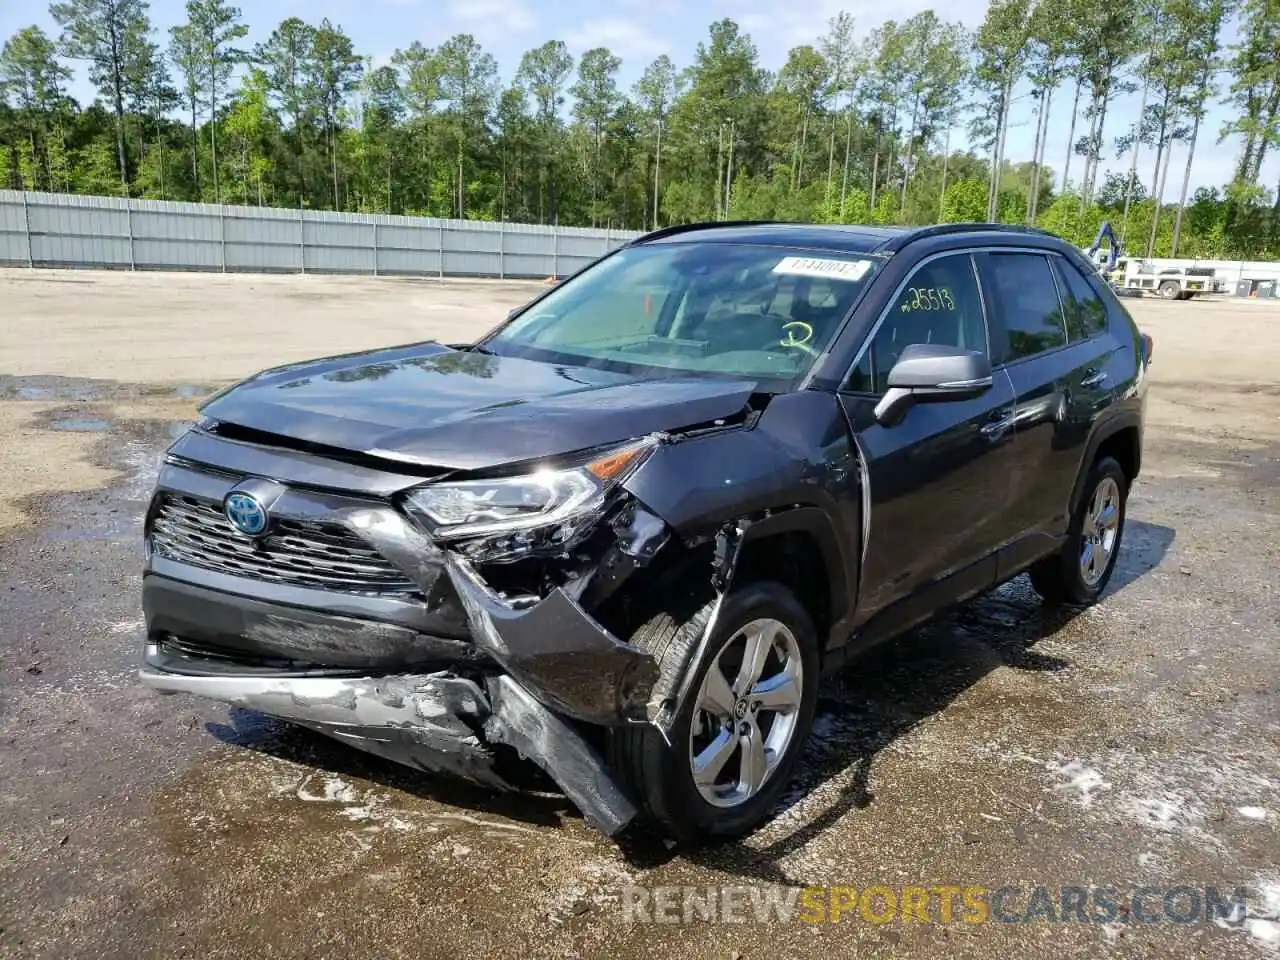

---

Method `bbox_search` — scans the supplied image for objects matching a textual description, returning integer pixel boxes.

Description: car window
[488,243,880,387]
[983,253,1068,361]
[1054,258,1109,339]
[846,253,987,394]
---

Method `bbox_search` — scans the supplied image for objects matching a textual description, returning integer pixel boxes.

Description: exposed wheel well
[733,531,833,653]
[1094,426,1141,488]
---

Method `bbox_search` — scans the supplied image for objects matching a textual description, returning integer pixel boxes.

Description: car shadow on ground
[204,710,577,829]
[207,520,1175,863]
[621,518,1176,877]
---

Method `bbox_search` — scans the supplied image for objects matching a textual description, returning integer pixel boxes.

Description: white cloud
[564,18,669,62]
[731,0,992,52]
[446,0,535,34]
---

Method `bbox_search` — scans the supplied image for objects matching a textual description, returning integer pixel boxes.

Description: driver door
[837,251,1019,631]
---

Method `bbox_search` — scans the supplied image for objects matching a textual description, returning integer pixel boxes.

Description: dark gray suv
[139,222,1152,843]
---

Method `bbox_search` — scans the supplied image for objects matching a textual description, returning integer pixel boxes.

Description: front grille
[150,493,418,594]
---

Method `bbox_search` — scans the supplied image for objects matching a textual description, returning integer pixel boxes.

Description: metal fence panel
[0,190,641,279]
[8,190,1280,284]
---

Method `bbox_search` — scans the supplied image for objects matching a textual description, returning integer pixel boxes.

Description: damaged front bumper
[138,665,640,835]
[139,447,672,836]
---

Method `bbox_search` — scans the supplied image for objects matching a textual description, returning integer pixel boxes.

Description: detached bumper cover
[138,663,639,836]
[444,557,660,726]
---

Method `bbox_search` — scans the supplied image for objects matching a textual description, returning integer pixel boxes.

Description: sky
[3,0,1275,201]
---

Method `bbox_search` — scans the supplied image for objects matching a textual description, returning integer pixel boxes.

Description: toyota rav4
[139,221,1152,843]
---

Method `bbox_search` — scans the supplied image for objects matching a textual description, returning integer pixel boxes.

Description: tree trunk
[1235,132,1257,185]
[1149,93,1170,203]
[1147,106,1178,257]
[210,71,220,204]
[988,78,1012,222]
[1027,92,1047,224]
[869,129,880,210]
[900,92,921,214]
[884,106,898,209]
[1063,75,1082,194]
[1084,80,1113,208]
[591,122,601,227]
[792,105,806,192]
[825,113,836,204]
[112,77,128,196]
[1251,83,1280,182]
[1171,105,1203,257]
[1119,76,1150,246]
[1078,98,1101,213]
[715,124,724,220]
[724,120,735,216]
[1030,83,1054,221]
[331,124,341,211]
[190,100,199,191]
[652,118,662,230]
[840,105,852,219]
[938,124,952,220]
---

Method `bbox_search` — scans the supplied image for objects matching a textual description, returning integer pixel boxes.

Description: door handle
[980,410,1014,439]
[1081,369,1109,388]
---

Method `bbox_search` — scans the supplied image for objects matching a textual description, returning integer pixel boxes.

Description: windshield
[483,242,881,387]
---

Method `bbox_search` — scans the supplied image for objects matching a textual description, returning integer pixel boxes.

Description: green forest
[1,0,1279,259]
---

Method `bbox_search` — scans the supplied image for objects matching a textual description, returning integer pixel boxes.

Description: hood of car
[198,341,760,471]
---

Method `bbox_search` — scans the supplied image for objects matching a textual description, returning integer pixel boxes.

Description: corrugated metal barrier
[0,191,640,279]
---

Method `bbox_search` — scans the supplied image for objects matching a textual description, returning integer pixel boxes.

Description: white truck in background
[1110,258,1226,299]
[1078,223,1226,299]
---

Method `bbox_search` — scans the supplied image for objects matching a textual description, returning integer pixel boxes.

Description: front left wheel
[611,580,820,843]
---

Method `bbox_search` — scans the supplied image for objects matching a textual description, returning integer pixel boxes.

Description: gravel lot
[0,268,1277,960]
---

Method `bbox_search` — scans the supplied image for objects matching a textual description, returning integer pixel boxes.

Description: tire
[611,580,820,844]
[1158,280,1181,300]
[1029,456,1128,605]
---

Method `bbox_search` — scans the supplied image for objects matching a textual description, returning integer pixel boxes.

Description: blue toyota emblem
[224,491,268,536]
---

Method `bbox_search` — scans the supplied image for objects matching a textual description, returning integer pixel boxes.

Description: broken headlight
[404,438,657,557]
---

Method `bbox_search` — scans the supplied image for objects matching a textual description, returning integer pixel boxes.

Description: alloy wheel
[1080,476,1121,587]
[688,617,804,809]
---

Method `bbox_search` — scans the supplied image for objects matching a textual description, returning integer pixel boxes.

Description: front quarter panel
[622,389,861,638]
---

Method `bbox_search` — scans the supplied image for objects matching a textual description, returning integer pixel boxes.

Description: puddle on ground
[0,374,112,403]
[50,418,111,432]
[36,422,180,544]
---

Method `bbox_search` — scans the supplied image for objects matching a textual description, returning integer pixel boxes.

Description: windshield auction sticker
[772,256,872,282]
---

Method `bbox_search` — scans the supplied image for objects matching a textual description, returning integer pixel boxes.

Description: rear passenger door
[974,251,1117,569]
[839,252,1018,627]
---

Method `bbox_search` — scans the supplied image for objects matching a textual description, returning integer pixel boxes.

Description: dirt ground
[0,268,1277,959]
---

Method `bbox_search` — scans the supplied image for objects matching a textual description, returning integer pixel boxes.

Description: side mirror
[873,343,993,427]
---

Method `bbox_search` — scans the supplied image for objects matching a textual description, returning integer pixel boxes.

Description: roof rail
[627,220,789,245]
[879,221,1059,251]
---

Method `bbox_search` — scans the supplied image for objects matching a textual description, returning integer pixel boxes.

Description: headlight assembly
[403,438,657,548]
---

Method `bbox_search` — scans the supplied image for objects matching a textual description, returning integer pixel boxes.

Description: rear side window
[1054,258,1109,339]
[982,253,1068,362]
[847,253,987,394]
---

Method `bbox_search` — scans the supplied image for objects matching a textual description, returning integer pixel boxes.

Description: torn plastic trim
[138,663,640,836]
[444,554,660,727]
[483,674,638,836]
[647,519,749,741]
[137,664,512,790]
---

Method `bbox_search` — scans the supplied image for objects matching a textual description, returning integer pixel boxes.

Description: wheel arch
[732,507,854,654]
[1069,413,1142,515]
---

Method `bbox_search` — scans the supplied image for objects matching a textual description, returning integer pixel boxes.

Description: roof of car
[630,220,1063,256]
